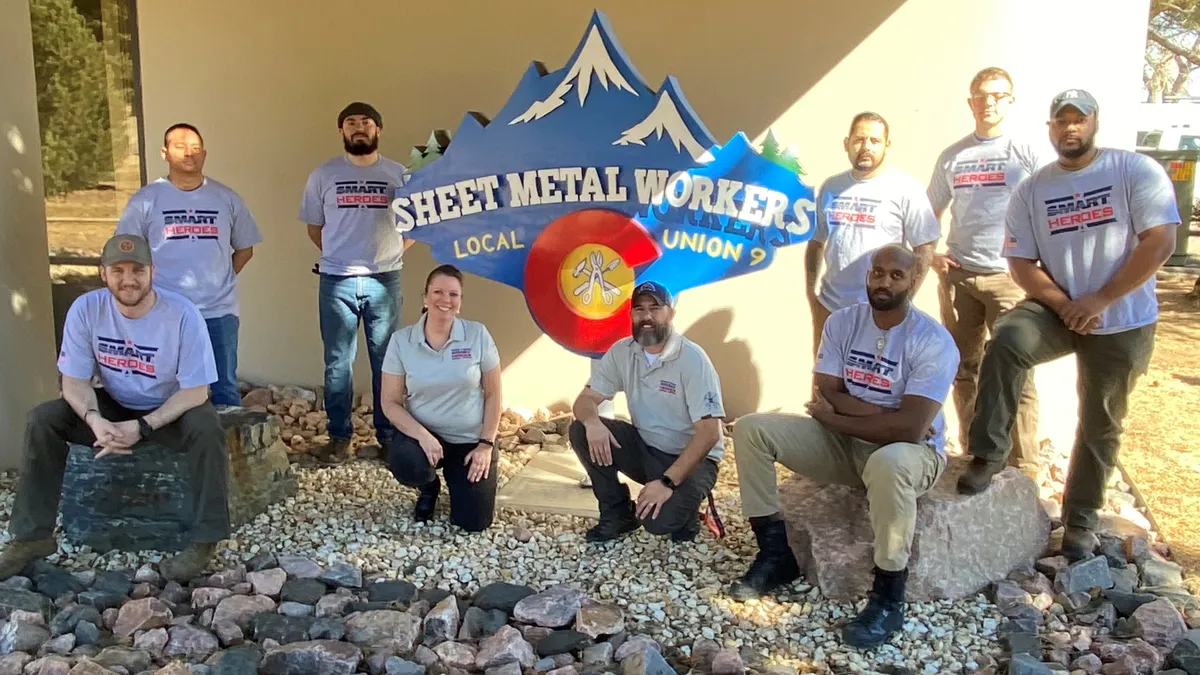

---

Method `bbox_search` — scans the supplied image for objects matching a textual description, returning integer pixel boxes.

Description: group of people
[0,67,1183,651]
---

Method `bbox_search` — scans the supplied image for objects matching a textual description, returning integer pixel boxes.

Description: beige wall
[0,0,59,469]
[136,0,1150,422]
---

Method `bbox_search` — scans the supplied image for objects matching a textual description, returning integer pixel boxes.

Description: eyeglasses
[972,93,1013,104]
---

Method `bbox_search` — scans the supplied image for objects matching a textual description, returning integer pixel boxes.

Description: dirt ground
[1119,273,1200,584]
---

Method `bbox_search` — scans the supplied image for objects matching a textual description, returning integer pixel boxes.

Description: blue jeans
[318,271,401,442]
[205,315,241,407]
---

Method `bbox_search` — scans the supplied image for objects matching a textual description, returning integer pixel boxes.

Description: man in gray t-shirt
[926,68,1047,474]
[117,123,262,408]
[300,102,411,463]
[806,112,941,356]
[0,235,230,584]
[959,90,1181,563]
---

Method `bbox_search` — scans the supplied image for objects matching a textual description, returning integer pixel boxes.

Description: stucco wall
[134,0,1150,421]
[0,0,60,469]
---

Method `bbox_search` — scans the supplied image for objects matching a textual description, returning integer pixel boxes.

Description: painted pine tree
[758,128,806,176]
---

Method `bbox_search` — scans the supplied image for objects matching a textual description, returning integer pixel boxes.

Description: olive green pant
[937,266,1039,475]
[733,413,945,571]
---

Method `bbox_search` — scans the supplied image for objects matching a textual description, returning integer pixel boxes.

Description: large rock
[60,410,298,552]
[778,455,1050,601]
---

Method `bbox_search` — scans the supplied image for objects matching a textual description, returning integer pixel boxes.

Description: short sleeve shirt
[814,168,942,311]
[299,155,410,276]
[116,177,262,318]
[588,332,726,460]
[57,288,218,411]
[382,315,500,444]
[1004,148,1181,334]
[814,303,958,456]
[927,134,1047,273]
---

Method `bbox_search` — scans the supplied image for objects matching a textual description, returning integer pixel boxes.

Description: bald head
[866,244,917,312]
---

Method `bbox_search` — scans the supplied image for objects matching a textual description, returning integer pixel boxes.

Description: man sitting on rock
[0,235,230,582]
[730,244,958,648]
[568,281,725,543]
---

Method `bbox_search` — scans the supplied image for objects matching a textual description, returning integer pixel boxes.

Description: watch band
[478,438,494,447]
[660,475,676,489]
[137,417,154,438]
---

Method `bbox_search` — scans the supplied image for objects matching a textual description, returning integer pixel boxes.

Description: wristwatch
[659,474,676,489]
[477,438,494,447]
[137,417,154,438]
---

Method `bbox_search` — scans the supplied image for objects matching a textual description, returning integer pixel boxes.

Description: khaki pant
[733,413,945,571]
[937,266,1039,475]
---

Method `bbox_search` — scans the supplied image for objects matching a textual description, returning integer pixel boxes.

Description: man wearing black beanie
[299,101,411,465]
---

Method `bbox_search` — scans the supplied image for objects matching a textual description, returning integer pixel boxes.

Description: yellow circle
[558,243,635,319]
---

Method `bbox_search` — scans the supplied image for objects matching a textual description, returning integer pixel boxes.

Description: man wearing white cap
[958,89,1181,562]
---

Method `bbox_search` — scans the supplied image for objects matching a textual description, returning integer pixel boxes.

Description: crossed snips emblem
[571,249,622,306]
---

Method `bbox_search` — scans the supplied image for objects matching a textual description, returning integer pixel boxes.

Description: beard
[109,283,152,308]
[1056,133,1094,160]
[632,320,670,347]
[343,133,379,156]
[868,287,909,311]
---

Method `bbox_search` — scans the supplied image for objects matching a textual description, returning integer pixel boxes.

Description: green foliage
[406,130,453,171]
[30,0,125,196]
[758,128,807,176]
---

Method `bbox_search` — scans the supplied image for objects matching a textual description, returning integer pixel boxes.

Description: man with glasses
[926,68,1047,470]
[957,90,1180,563]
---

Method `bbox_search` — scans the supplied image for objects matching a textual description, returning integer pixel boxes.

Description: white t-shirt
[300,155,410,276]
[927,134,1047,273]
[814,303,959,456]
[1004,148,1181,334]
[382,315,501,444]
[588,331,726,461]
[116,177,262,319]
[814,168,942,311]
[57,288,218,411]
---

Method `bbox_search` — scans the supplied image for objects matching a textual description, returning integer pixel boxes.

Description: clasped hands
[85,411,141,459]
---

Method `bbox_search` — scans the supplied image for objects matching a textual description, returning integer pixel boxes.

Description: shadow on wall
[684,309,761,419]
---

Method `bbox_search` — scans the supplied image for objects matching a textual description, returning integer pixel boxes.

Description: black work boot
[842,566,907,649]
[585,502,639,543]
[414,477,440,522]
[956,456,1006,495]
[729,516,801,601]
[1060,525,1099,562]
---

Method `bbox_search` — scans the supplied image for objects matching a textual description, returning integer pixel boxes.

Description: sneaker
[159,541,218,583]
[0,537,57,580]
[312,438,351,466]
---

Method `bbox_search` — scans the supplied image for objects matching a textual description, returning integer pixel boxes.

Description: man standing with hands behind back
[301,102,411,465]
[927,67,1046,471]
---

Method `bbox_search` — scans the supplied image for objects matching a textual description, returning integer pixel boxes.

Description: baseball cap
[1050,89,1099,117]
[338,101,382,128]
[632,281,673,307]
[100,234,152,266]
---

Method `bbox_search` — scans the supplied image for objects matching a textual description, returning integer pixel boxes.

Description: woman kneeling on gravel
[380,264,503,531]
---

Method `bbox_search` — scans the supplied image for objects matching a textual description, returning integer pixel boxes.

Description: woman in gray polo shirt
[380,265,503,531]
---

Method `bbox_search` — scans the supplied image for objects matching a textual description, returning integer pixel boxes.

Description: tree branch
[1149,30,1200,68]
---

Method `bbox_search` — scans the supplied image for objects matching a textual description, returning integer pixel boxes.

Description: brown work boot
[0,537,58,580]
[956,456,1007,495]
[1060,526,1099,562]
[158,542,218,582]
[311,438,351,467]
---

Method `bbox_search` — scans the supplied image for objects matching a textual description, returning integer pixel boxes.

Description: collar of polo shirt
[410,312,466,346]
[629,329,682,363]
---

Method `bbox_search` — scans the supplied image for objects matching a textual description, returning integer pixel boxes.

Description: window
[30,0,143,262]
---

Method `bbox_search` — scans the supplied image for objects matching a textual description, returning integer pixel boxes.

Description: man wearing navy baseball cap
[959,88,1181,563]
[568,281,727,543]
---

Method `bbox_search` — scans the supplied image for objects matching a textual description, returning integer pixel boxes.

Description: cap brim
[1052,101,1096,116]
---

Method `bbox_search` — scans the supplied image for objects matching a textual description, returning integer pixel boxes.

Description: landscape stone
[32,566,85,599]
[0,587,52,620]
[204,643,264,674]
[246,553,278,572]
[278,602,314,618]
[575,602,623,639]
[94,646,152,672]
[711,649,746,675]
[1008,653,1055,675]
[92,572,133,598]
[1169,628,1200,673]
[191,589,233,611]
[259,640,362,675]
[423,596,460,647]
[365,581,415,604]
[1055,557,1114,595]
[309,618,346,641]
[994,581,1034,612]
[251,614,314,645]
[280,579,327,606]
[315,594,352,619]
[514,586,587,628]
[343,610,421,658]
[620,647,674,675]
[113,599,172,638]
[246,570,287,598]
[0,614,50,654]
[73,621,101,646]
[37,633,75,656]
[1110,567,1139,594]
[276,556,322,580]
[1001,631,1041,656]
[472,583,535,615]
[1142,559,1185,588]
[433,642,477,670]
[1103,591,1158,618]
[459,607,507,641]
[318,564,362,590]
[213,620,244,647]
[583,643,613,666]
[411,645,438,668]
[212,596,276,631]
[164,624,220,662]
[536,630,591,656]
[778,458,1050,600]
[385,657,425,675]
[134,627,168,656]
[1132,598,1187,649]
[1071,653,1102,675]
[476,625,536,670]
[0,653,31,675]
[614,636,661,661]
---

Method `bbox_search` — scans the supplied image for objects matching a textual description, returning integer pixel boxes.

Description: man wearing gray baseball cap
[0,234,231,582]
[958,89,1181,562]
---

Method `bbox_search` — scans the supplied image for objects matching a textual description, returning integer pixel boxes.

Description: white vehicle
[1137,125,1200,151]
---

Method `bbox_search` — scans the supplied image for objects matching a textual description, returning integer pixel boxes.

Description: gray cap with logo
[100,234,153,266]
[1050,89,1099,117]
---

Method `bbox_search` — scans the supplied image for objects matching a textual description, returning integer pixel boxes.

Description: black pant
[10,390,231,543]
[568,419,718,536]
[969,299,1156,531]
[386,432,498,532]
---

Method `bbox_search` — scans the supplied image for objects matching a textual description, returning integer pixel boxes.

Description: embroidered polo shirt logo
[451,347,473,360]
[659,380,677,394]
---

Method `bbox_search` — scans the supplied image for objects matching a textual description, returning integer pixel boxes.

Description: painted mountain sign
[391,10,817,357]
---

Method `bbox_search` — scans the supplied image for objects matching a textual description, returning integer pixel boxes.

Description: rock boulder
[778,455,1050,601]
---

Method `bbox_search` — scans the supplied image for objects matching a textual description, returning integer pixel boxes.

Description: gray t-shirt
[814,168,941,311]
[57,288,218,411]
[116,177,262,319]
[299,155,410,276]
[927,134,1047,273]
[814,303,958,456]
[1004,148,1181,334]
[382,315,501,444]
[588,332,726,461]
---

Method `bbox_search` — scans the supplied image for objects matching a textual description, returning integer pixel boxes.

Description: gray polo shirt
[381,314,500,444]
[588,331,726,461]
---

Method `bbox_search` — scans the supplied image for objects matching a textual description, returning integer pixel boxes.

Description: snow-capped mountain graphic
[509,23,640,125]
[613,80,713,163]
